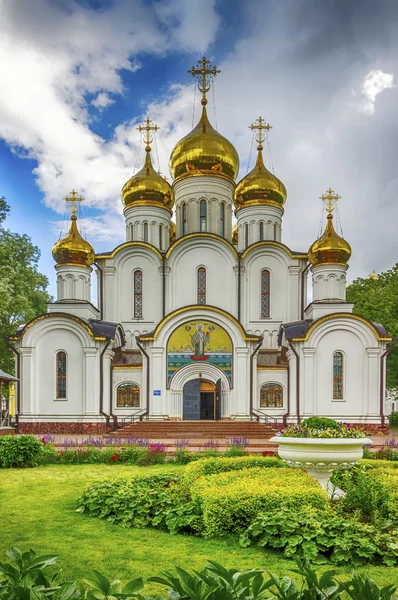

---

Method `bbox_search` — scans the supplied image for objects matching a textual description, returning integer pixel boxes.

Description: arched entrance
[182,378,221,420]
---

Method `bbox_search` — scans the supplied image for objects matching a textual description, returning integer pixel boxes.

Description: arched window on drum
[56,351,67,399]
[261,269,270,318]
[260,383,283,408]
[116,383,140,408]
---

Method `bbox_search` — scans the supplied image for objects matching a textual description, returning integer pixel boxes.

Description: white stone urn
[269,436,373,494]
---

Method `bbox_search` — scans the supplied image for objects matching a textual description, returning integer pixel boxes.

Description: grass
[0,463,397,595]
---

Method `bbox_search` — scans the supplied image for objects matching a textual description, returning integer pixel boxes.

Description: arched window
[220,202,225,237]
[260,383,283,408]
[274,223,278,240]
[117,383,140,407]
[197,267,206,304]
[245,223,249,248]
[259,222,264,241]
[143,222,148,243]
[261,269,270,318]
[130,223,134,241]
[200,200,207,232]
[56,351,67,399]
[134,270,143,318]
[159,224,163,250]
[182,203,187,236]
[333,352,344,399]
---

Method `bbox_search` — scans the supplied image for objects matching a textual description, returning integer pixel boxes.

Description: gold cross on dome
[64,189,83,216]
[249,117,272,147]
[188,56,220,105]
[320,188,341,213]
[137,118,159,148]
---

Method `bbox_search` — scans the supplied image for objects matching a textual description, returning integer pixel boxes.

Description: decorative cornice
[173,170,236,186]
[235,200,284,213]
[257,365,288,370]
[241,241,307,260]
[9,313,107,341]
[139,305,260,342]
[113,365,142,370]
[95,241,163,261]
[291,313,391,342]
[166,233,238,259]
[123,201,172,215]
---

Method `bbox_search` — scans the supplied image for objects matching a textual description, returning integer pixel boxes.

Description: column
[150,348,163,416]
[234,346,249,416]
[103,348,115,414]
[20,347,34,415]
[301,347,316,417]
[288,266,301,321]
[286,348,296,423]
[366,348,381,418]
[84,348,98,415]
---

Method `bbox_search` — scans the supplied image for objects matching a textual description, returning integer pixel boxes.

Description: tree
[0,196,51,373]
[346,266,398,389]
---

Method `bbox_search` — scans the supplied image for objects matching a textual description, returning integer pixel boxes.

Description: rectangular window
[56,351,67,399]
[333,352,344,399]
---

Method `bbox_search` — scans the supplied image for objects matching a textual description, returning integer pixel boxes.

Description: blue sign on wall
[153,390,161,396]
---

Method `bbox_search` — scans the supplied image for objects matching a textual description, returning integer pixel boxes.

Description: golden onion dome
[122,147,174,211]
[169,220,176,245]
[308,213,351,267]
[169,104,239,183]
[52,215,95,267]
[234,145,286,210]
[232,224,238,245]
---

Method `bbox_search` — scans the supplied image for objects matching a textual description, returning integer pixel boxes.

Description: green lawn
[0,463,397,595]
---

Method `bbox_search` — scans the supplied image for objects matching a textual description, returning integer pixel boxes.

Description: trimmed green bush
[182,455,285,487]
[191,467,328,538]
[0,435,43,468]
[302,416,340,429]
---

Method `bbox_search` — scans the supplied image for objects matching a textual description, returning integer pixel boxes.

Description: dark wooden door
[182,379,201,420]
[215,379,222,421]
[200,393,215,420]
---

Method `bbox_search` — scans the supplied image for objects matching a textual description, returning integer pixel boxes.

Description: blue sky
[1,0,398,298]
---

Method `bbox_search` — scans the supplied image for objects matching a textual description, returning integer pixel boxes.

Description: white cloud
[361,69,394,115]
[92,93,115,109]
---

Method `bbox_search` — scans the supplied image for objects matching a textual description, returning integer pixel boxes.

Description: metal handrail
[118,409,148,429]
[251,409,279,426]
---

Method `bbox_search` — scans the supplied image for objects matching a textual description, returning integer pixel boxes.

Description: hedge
[0,435,44,468]
[182,455,284,487]
[191,466,328,538]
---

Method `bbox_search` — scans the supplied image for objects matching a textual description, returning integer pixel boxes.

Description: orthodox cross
[249,116,272,149]
[137,118,159,149]
[64,189,83,216]
[320,188,341,213]
[188,56,220,105]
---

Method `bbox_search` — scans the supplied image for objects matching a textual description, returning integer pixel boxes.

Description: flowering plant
[277,423,366,438]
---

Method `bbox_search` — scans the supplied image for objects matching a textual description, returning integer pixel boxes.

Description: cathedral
[9,58,391,434]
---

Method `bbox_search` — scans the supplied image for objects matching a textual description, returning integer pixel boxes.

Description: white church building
[9,58,391,434]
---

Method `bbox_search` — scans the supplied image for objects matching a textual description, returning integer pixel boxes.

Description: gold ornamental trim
[173,170,236,186]
[241,241,308,260]
[55,263,93,270]
[123,200,173,215]
[166,233,238,259]
[96,242,163,261]
[113,365,142,370]
[311,261,348,268]
[139,305,260,342]
[291,313,392,342]
[257,366,288,370]
[9,313,107,341]
[235,200,284,213]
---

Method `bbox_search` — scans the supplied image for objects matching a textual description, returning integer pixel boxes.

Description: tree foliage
[346,267,398,388]
[0,196,51,374]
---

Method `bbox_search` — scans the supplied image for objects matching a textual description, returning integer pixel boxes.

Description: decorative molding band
[241,241,307,260]
[291,313,392,342]
[113,365,142,370]
[96,242,163,260]
[9,312,107,341]
[257,366,288,370]
[166,233,238,259]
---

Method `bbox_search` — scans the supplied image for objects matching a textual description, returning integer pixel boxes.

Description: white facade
[10,139,391,434]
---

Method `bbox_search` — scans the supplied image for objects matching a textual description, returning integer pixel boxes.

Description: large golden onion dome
[308,213,351,267]
[169,104,239,182]
[52,215,95,267]
[122,146,174,211]
[234,144,286,210]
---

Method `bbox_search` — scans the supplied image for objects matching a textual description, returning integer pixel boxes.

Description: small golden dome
[308,213,351,267]
[169,105,239,182]
[122,148,174,211]
[52,215,95,267]
[232,224,238,245]
[234,146,286,210]
[169,221,176,245]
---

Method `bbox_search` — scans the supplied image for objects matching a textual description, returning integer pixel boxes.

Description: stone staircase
[110,420,281,453]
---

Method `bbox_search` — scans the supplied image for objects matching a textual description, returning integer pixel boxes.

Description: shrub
[0,435,44,468]
[389,411,398,426]
[77,473,202,535]
[182,455,285,487]
[191,467,328,538]
[302,416,340,430]
[240,504,398,566]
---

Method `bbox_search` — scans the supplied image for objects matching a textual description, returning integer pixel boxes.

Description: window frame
[259,221,264,241]
[260,383,284,409]
[332,351,344,401]
[197,266,206,305]
[260,269,271,318]
[143,222,148,243]
[182,203,187,236]
[220,202,225,237]
[200,199,207,232]
[133,269,143,319]
[116,382,140,408]
[159,224,163,251]
[55,350,67,400]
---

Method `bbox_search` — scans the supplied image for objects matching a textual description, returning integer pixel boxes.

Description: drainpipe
[380,338,396,428]
[162,252,166,319]
[282,358,291,428]
[136,336,150,418]
[99,340,111,429]
[94,262,104,320]
[4,337,20,431]
[301,262,311,320]
[237,252,242,322]
[249,336,263,417]
[288,340,301,424]
[109,355,117,429]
